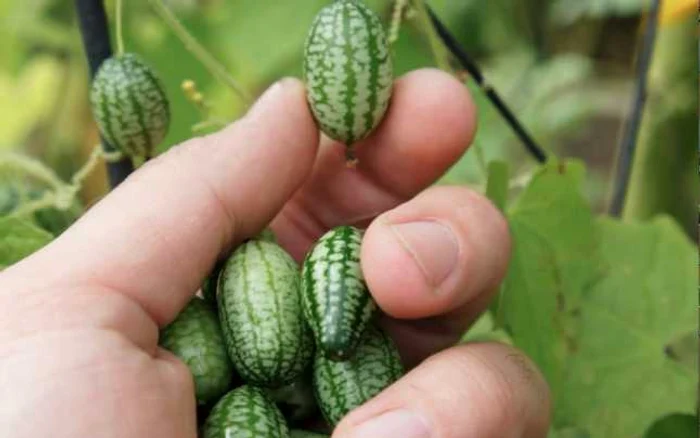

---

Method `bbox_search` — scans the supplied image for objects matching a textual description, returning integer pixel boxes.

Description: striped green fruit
[89,53,170,164]
[301,225,376,360]
[203,231,276,306]
[266,371,319,426]
[303,0,393,148]
[203,385,290,438]
[159,298,234,405]
[291,430,329,438]
[313,324,403,426]
[218,240,314,388]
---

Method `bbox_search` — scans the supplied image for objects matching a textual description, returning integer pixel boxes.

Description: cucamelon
[301,226,376,360]
[202,230,276,306]
[159,298,234,405]
[303,0,393,149]
[89,53,170,164]
[313,324,403,426]
[202,385,289,438]
[218,240,314,388]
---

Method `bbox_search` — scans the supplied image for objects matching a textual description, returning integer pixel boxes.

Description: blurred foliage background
[0,0,695,231]
[0,1,697,437]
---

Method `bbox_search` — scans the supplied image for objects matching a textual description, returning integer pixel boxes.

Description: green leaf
[558,217,697,437]
[485,160,509,212]
[461,311,513,345]
[552,0,646,24]
[644,413,697,438]
[0,216,53,268]
[663,329,697,370]
[497,159,601,392]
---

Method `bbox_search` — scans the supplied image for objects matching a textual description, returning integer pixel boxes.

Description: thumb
[7,78,319,326]
[333,343,550,438]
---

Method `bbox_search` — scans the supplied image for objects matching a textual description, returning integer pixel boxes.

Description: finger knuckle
[159,350,195,392]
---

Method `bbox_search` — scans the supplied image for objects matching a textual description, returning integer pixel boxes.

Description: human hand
[0,69,550,438]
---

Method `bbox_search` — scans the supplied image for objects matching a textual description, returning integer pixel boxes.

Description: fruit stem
[70,144,106,190]
[115,0,125,55]
[344,147,359,168]
[388,0,409,45]
[147,0,253,106]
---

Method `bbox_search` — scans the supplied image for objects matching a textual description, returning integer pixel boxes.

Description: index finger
[271,69,477,260]
[2,79,319,326]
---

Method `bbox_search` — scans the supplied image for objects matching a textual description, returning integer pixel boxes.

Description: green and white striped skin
[203,231,276,306]
[203,386,290,438]
[159,298,234,405]
[291,430,329,438]
[303,0,393,147]
[313,324,404,426]
[218,240,314,388]
[301,226,376,361]
[89,53,170,164]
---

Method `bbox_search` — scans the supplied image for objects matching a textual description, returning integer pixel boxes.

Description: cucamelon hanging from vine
[89,53,170,165]
[303,0,394,157]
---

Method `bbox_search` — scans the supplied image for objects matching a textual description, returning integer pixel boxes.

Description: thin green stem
[0,153,66,192]
[485,161,509,212]
[102,150,125,162]
[71,145,104,189]
[389,0,409,44]
[9,194,59,218]
[147,0,252,105]
[115,0,125,55]
[472,141,489,179]
[2,144,115,218]
[411,0,452,72]
[192,119,229,133]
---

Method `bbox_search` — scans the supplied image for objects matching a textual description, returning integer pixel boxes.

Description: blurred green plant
[0,1,696,436]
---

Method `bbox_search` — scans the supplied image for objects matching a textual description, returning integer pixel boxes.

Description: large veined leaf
[557,217,697,436]
[497,160,601,394]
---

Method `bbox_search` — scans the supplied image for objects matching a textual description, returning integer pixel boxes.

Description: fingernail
[346,410,431,438]
[390,221,459,289]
